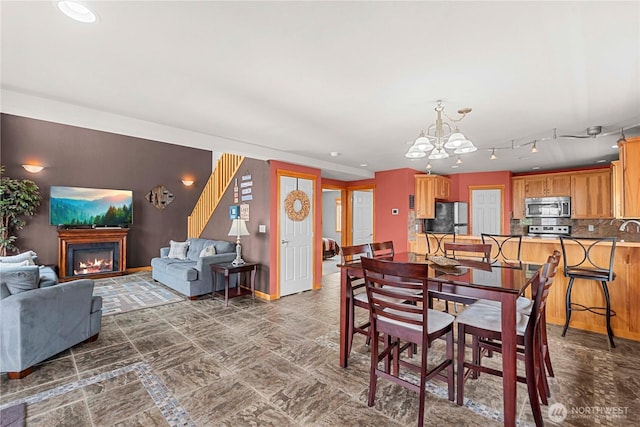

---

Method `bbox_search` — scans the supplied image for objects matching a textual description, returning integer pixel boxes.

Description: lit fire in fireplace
[73,255,114,275]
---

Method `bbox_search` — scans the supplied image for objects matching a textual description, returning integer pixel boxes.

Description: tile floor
[1,272,638,426]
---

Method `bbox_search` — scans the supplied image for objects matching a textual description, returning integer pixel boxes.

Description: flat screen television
[50,186,133,227]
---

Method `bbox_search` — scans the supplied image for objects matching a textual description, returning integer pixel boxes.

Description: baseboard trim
[126,266,152,273]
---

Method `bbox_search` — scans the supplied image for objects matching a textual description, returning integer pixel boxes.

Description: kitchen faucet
[619,219,640,232]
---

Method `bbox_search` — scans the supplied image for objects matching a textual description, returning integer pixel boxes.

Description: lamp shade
[228,219,250,237]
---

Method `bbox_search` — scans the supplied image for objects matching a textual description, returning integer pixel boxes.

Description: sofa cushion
[0,264,40,295]
[151,257,198,281]
[168,240,190,259]
[165,262,198,281]
[0,251,36,265]
[212,240,236,255]
[39,266,59,288]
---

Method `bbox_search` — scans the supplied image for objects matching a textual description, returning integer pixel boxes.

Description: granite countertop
[419,234,640,248]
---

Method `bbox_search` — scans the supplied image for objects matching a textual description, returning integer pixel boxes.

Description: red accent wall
[449,171,513,233]
[374,168,416,253]
[269,161,323,297]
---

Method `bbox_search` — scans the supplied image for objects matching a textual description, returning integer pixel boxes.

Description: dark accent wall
[200,158,271,294]
[1,114,212,267]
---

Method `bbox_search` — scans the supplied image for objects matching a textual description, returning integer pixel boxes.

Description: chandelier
[405,100,477,160]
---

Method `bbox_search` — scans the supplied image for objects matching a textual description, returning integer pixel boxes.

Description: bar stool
[480,233,522,262]
[559,236,617,348]
[425,232,456,256]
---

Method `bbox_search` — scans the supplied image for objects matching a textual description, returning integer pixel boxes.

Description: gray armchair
[0,279,102,378]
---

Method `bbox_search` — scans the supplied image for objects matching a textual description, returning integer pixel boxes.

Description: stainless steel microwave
[525,196,571,218]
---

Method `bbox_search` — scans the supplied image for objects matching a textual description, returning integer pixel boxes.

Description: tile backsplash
[510,218,640,242]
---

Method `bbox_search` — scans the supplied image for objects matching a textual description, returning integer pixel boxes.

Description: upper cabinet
[523,173,571,197]
[415,175,450,218]
[617,136,640,218]
[571,170,612,219]
[512,177,526,219]
[513,169,611,219]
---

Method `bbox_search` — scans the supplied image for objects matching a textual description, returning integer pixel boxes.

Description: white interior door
[471,189,502,235]
[352,190,373,245]
[279,176,314,296]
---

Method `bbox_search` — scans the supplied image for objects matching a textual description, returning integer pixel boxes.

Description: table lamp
[228,219,250,265]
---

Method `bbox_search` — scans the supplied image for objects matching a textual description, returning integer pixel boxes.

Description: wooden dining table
[338,252,542,427]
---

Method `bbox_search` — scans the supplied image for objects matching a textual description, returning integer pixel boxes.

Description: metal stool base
[562,278,616,348]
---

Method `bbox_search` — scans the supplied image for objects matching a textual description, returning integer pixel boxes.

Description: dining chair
[443,242,491,261]
[341,243,373,355]
[480,233,522,262]
[455,262,555,427]
[361,257,455,427]
[425,232,456,256]
[472,250,561,398]
[370,240,394,258]
[559,236,617,348]
[433,242,491,313]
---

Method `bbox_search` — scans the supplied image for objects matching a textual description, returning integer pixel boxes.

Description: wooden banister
[187,153,244,238]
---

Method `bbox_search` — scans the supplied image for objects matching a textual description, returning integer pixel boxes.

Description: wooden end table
[210,262,258,306]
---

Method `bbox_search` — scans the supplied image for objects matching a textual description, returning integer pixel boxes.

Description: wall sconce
[22,164,44,173]
[181,179,194,187]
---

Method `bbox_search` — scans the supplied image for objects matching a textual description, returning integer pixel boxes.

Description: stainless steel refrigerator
[424,202,468,234]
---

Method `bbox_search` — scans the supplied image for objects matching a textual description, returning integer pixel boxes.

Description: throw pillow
[0,251,36,265]
[0,264,40,295]
[199,245,216,258]
[168,240,190,260]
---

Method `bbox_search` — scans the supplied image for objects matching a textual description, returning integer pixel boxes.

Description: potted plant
[0,166,42,256]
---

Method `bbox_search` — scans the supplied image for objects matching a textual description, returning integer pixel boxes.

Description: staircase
[187,153,245,238]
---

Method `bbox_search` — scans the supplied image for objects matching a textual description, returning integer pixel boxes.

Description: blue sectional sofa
[151,238,238,298]
[0,277,102,378]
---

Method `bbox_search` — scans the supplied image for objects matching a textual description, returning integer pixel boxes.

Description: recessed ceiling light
[611,144,619,149]
[56,1,98,23]
[451,165,459,169]
[596,159,607,163]
[532,166,541,170]
[330,151,339,157]
[360,163,368,167]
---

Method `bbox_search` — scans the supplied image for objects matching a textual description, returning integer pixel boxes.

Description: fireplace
[58,228,128,281]
[68,243,118,276]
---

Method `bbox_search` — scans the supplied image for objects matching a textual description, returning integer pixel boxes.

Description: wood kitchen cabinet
[511,177,526,219]
[618,136,640,218]
[611,160,623,218]
[571,169,612,218]
[414,174,450,218]
[523,173,571,197]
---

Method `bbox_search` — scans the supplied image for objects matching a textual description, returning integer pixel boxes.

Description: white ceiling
[2,1,639,181]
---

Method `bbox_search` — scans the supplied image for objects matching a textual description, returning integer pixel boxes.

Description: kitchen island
[414,234,640,342]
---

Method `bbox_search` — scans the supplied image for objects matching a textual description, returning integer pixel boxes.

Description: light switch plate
[259,224,266,233]
[588,224,595,232]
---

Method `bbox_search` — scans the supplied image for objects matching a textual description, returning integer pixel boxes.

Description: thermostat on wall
[391,208,399,215]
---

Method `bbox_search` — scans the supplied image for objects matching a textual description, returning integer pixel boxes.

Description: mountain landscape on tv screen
[50,187,132,226]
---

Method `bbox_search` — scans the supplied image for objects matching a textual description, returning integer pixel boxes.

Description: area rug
[93,272,184,316]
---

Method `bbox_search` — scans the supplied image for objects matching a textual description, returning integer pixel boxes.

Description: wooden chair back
[443,242,491,261]
[340,243,372,265]
[361,257,428,335]
[370,241,394,259]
